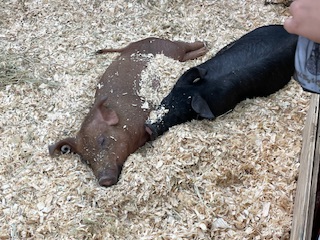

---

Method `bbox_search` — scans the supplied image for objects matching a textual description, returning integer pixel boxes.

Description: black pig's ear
[191,94,215,119]
[195,67,208,80]
[177,67,207,86]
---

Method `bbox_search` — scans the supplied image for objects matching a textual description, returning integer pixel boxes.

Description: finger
[288,0,301,16]
[284,16,298,34]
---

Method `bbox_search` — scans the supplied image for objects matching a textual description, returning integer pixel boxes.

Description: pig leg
[181,47,208,62]
[178,41,208,62]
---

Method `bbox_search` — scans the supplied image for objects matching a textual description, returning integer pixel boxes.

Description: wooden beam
[291,94,320,240]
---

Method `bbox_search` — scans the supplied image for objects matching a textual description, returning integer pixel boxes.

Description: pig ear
[97,98,119,126]
[48,137,79,156]
[195,67,208,80]
[191,94,215,119]
[177,67,207,85]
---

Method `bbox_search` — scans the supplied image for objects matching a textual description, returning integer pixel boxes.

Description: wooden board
[291,94,320,240]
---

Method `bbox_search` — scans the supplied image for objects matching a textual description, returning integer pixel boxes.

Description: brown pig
[49,37,207,187]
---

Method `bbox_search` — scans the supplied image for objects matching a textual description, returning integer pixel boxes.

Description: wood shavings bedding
[0,0,310,239]
[139,54,185,107]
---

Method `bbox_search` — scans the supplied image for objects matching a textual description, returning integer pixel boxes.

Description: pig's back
[201,25,298,79]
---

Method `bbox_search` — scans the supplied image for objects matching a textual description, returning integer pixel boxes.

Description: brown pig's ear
[100,107,119,126]
[97,97,119,126]
[48,137,78,156]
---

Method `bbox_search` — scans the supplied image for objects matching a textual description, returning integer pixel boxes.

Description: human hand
[284,0,320,43]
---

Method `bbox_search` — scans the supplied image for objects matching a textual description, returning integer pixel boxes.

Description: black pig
[145,25,298,139]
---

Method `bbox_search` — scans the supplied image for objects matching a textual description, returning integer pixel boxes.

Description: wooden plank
[311,113,320,239]
[291,94,320,240]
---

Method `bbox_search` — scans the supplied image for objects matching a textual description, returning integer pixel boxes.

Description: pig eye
[98,136,107,147]
[61,145,71,154]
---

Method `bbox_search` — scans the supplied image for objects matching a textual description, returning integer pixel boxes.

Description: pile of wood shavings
[139,54,187,122]
[0,0,311,239]
[139,54,188,107]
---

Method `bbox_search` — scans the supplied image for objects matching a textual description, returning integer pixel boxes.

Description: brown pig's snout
[97,168,120,187]
[99,175,118,187]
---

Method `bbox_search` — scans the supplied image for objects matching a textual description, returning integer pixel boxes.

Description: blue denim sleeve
[294,36,320,93]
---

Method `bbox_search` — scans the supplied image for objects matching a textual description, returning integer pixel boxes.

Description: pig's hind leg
[178,41,208,62]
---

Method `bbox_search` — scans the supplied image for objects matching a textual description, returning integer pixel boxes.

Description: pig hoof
[98,176,117,187]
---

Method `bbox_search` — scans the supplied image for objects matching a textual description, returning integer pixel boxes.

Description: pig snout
[96,167,121,187]
[145,123,157,140]
[145,92,199,140]
[93,164,122,187]
[145,122,166,141]
[98,175,118,187]
[145,104,172,140]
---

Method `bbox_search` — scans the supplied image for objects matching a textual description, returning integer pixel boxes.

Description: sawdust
[139,54,188,107]
[0,0,310,239]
